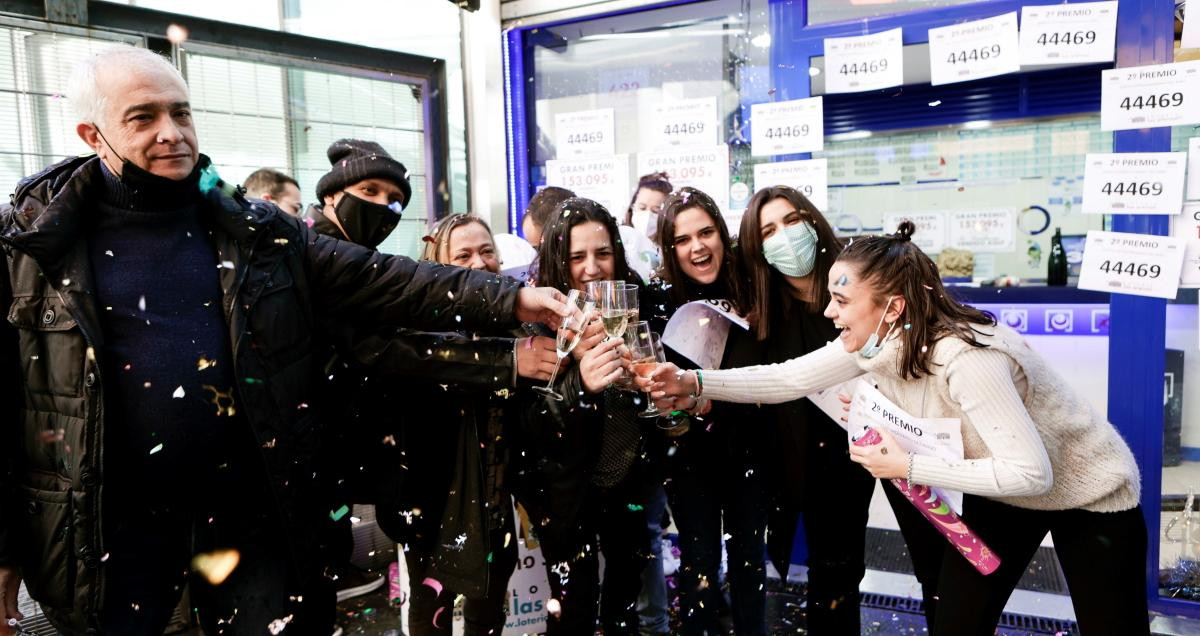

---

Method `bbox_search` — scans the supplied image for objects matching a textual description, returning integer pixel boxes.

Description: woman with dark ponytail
[647,220,1149,636]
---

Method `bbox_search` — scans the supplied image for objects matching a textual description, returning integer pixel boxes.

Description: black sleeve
[351,329,516,389]
[0,244,19,567]
[301,226,522,333]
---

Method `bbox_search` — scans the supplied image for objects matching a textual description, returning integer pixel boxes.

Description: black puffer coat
[0,155,521,634]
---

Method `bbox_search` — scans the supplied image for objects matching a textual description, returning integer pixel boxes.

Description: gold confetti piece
[191,549,240,585]
[197,357,216,371]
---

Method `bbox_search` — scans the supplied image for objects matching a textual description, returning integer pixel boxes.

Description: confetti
[330,504,350,522]
[191,549,240,585]
[149,443,163,455]
[197,357,216,371]
[267,615,293,635]
[422,577,444,598]
[172,386,185,398]
[546,598,562,617]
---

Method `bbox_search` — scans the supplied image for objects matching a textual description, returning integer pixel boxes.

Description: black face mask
[95,127,201,193]
[331,192,402,248]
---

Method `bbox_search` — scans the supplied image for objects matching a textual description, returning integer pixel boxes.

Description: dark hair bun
[894,219,916,241]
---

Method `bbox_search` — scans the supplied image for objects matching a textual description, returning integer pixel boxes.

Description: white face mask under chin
[858,296,895,359]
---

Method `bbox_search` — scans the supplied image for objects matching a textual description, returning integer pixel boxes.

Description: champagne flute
[532,289,593,402]
[616,284,640,390]
[587,280,629,341]
[622,283,640,325]
[629,324,666,418]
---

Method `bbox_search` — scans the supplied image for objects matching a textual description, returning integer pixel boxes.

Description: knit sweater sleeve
[908,348,1053,497]
[701,340,861,404]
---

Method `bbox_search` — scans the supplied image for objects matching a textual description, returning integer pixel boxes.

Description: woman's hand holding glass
[580,337,628,393]
[572,314,606,362]
[532,289,594,401]
[638,362,698,402]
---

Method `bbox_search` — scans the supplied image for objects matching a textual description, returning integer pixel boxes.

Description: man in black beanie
[306,139,412,249]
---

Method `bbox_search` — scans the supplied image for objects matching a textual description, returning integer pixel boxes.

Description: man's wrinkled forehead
[96,65,189,114]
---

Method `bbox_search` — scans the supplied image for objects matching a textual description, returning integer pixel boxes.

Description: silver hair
[66,44,187,126]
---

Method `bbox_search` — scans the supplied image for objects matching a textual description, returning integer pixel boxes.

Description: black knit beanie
[315,139,412,209]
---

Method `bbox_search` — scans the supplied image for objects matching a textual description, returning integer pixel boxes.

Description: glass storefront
[506,0,1189,624]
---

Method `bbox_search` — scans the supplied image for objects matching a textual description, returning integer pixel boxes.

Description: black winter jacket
[0,155,521,634]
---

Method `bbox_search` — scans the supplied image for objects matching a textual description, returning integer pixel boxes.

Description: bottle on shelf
[1047,227,1068,287]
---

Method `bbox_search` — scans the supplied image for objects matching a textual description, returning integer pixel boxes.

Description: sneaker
[333,565,386,602]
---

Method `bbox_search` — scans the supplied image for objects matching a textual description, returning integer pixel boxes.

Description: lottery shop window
[525,0,770,223]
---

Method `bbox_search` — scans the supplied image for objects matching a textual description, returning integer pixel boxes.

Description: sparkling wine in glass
[629,323,666,418]
[587,280,628,341]
[532,289,593,401]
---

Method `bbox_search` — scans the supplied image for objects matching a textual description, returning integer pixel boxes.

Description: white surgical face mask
[762,222,818,278]
[632,209,656,237]
[858,296,895,359]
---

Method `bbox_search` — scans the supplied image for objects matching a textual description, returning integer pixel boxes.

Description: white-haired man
[0,45,568,636]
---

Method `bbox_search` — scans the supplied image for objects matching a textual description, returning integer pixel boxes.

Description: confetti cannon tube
[854,428,1001,575]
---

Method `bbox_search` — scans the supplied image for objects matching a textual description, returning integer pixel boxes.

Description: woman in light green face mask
[730,185,875,635]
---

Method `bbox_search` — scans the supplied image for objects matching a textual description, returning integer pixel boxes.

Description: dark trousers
[884,482,1150,636]
[405,524,519,636]
[98,487,333,635]
[666,432,769,636]
[539,480,649,636]
[799,427,875,635]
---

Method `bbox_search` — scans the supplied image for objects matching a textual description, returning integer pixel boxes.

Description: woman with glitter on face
[646,221,1148,636]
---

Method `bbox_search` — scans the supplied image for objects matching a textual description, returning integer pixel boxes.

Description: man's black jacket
[0,155,520,634]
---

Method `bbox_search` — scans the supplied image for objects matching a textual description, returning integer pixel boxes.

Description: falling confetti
[191,549,240,585]
[149,443,163,455]
[172,386,185,399]
[197,357,216,371]
[266,615,293,635]
[546,598,562,617]
[330,504,350,522]
[422,577,444,598]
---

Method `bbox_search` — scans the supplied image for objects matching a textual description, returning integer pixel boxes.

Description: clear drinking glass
[615,283,641,390]
[532,289,593,402]
[587,280,629,341]
[630,325,666,418]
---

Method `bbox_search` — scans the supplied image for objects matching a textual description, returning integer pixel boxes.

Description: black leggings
[538,480,648,636]
[884,482,1150,636]
[405,524,519,636]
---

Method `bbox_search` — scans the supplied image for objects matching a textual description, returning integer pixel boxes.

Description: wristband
[696,370,704,397]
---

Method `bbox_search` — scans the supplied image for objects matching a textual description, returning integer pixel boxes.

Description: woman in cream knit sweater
[643,221,1147,636]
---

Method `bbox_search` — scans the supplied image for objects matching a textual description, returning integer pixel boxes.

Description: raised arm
[303,228,521,332]
[651,340,861,405]
[908,348,1052,498]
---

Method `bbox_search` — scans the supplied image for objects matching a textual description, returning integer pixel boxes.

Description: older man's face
[87,65,198,180]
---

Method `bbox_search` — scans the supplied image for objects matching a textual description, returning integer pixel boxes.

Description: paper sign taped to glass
[847,379,966,515]
[661,299,749,369]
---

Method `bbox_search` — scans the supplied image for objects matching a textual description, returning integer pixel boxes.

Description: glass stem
[545,354,563,391]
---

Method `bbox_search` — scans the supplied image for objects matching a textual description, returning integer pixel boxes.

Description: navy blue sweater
[89,163,242,507]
